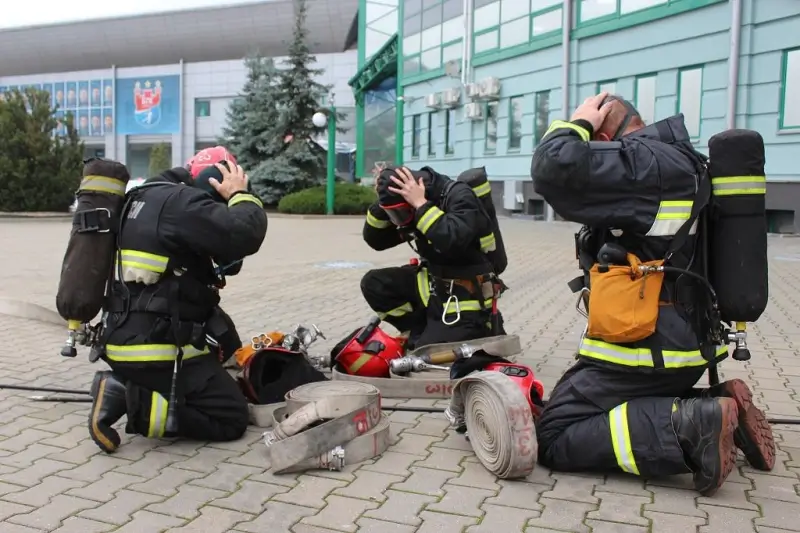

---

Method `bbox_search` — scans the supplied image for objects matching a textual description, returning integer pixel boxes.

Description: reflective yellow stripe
[118,249,169,273]
[646,200,694,237]
[367,211,391,229]
[229,193,264,208]
[579,338,728,368]
[472,182,491,198]
[711,176,766,196]
[147,392,169,438]
[544,120,590,142]
[416,268,431,307]
[479,233,497,253]
[348,354,373,374]
[80,175,126,196]
[609,402,640,475]
[378,302,413,320]
[417,206,445,234]
[106,344,210,363]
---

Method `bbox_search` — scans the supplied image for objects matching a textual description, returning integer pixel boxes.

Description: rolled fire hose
[447,370,537,479]
[331,335,522,399]
[258,381,391,474]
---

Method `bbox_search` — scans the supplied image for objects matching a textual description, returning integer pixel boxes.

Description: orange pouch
[587,254,665,343]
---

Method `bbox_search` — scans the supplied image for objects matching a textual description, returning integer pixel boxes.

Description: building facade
[350,0,800,232]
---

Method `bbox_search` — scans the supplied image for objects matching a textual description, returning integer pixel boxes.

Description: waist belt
[259,382,391,474]
[446,371,537,479]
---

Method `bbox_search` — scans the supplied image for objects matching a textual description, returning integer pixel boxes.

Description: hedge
[277,183,376,215]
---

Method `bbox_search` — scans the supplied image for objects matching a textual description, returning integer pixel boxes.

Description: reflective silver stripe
[229,193,263,208]
[711,176,766,196]
[609,402,640,475]
[646,200,694,237]
[79,175,126,196]
[106,344,209,362]
[148,392,169,438]
[578,339,655,367]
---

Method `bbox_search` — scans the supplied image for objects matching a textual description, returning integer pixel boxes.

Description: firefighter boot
[703,379,776,471]
[89,371,127,454]
[672,397,740,497]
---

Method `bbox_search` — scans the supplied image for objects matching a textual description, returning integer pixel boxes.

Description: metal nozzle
[326,446,345,471]
[443,406,466,433]
[453,344,476,361]
[390,356,447,374]
[726,322,751,362]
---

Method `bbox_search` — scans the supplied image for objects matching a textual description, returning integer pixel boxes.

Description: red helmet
[484,362,544,417]
[335,325,405,378]
[186,146,237,179]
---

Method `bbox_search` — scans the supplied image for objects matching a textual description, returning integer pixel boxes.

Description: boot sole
[89,373,121,454]
[699,398,739,497]
[721,379,776,471]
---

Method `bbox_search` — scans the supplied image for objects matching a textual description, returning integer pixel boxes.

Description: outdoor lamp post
[312,92,337,215]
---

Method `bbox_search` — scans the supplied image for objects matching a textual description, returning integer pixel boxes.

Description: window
[780,48,800,129]
[473,0,562,56]
[427,112,436,156]
[534,90,550,144]
[485,101,499,152]
[579,0,668,23]
[445,109,455,154]
[412,114,422,157]
[597,80,617,95]
[677,66,703,139]
[508,96,524,150]
[403,0,463,77]
[634,74,657,125]
[195,99,211,118]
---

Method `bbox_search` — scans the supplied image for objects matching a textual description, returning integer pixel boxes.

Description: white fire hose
[255,382,391,474]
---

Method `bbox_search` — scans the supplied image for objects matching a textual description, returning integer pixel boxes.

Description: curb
[0,213,72,219]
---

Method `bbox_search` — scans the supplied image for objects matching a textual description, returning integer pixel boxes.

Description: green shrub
[277,182,376,215]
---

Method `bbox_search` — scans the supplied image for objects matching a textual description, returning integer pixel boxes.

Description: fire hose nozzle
[390,356,449,374]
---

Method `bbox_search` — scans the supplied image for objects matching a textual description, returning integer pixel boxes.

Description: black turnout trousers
[360,265,500,348]
[537,360,707,477]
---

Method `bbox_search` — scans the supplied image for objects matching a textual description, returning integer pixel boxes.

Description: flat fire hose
[448,370,537,479]
[260,382,391,474]
[331,335,522,399]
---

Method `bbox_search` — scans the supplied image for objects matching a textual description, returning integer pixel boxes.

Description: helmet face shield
[381,202,415,227]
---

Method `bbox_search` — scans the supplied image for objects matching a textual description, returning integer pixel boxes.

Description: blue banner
[115,75,180,135]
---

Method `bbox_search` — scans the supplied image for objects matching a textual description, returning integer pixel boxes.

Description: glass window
[442,41,463,62]
[443,0,464,20]
[442,16,463,42]
[501,0,531,22]
[597,80,617,94]
[404,33,421,55]
[445,109,455,154]
[474,1,500,31]
[405,0,423,15]
[509,96,524,150]
[620,0,667,14]
[635,75,657,125]
[420,48,441,71]
[474,30,498,53]
[422,5,443,30]
[500,17,529,49]
[532,8,562,36]
[534,90,550,144]
[427,112,436,156]
[195,99,210,117]
[532,0,561,8]
[678,67,703,138]
[579,0,617,22]
[404,57,421,75]
[781,49,800,128]
[485,101,499,152]
[421,24,442,49]
[412,114,421,157]
[404,14,421,35]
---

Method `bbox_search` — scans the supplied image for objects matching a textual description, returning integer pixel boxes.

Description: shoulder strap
[664,144,711,263]
[440,179,456,211]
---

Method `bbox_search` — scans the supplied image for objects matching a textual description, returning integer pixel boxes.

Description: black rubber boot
[88,371,127,454]
[703,379,776,471]
[672,397,739,496]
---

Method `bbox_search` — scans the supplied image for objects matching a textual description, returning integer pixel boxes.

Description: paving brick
[2,474,86,507]
[290,526,341,533]
[745,471,800,504]
[644,511,707,532]
[414,447,473,472]
[390,432,443,457]
[165,506,252,533]
[587,491,650,526]
[235,501,317,533]
[467,503,539,532]
[79,488,165,525]
[333,469,406,502]
[362,489,437,526]
[146,485,228,520]
[128,466,206,497]
[390,466,456,497]
[0,443,66,467]
[299,494,378,532]
[355,517,417,533]
[360,451,419,477]
[172,447,240,473]
[485,480,548,511]
[114,450,183,476]
[47,439,102,464]
[0,457,74,487]
[0,500,35,521]
[644,485,707,518]
[61,454,132,482]
[526,497,597,533]
[433,432,475,452]
[112,510,187,532]
[751,497,800,530]
[273,474,348,509]
[0,416,52,438]
[585,519,650,532]
[699,503,760,533]
[7,494,97,530]
[189,462,261,492]
[52,516,116,533]
[67,471,146,502]
[211,480,289,514]
[416,510,479,532]
[227,446,270,468]
[541,472,604,504]
[427,484,496,518]
[449,459,502,491]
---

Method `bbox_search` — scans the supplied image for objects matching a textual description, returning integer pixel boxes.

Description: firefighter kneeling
[356,165,507,363]
[87,148,267,452]
[530,93,775,496]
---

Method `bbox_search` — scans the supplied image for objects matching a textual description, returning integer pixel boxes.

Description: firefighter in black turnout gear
[88,161,267,453]
[531,93,774,496]
[359,166,506,352]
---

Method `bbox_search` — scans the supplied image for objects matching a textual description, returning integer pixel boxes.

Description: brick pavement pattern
[0,216,799,532]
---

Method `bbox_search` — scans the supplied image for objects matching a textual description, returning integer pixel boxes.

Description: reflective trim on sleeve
[544,120,591,142]
[711,176,767,196]
[367,211,391,229]
[663,345,729,368]
[472,181,492,198]
[609,402,640,475]
[79,175,127,196]
[417,206,445,234]
[229,193,264,208]
[646,200,696,237]
[106,344,210,363]
[479,233,497,253]
[378,302,413,320]
[147,392,169,438]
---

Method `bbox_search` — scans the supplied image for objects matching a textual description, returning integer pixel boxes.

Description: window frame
[576,0,673,26]
[534,89,551,145]
[508,95,524,151]
[472,1,563,59]
[427,111,436,156]
[779,47,800,130]
[596,79,618,95]
[445,108,455,155]
[411,114,422,158]
[675,65,704,140]
[633,73,658,125]
[195,99,211,118]
[403,0,464,77]
[484,100,499,153]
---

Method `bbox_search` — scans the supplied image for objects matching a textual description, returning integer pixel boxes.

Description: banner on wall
[115,75,180,135]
